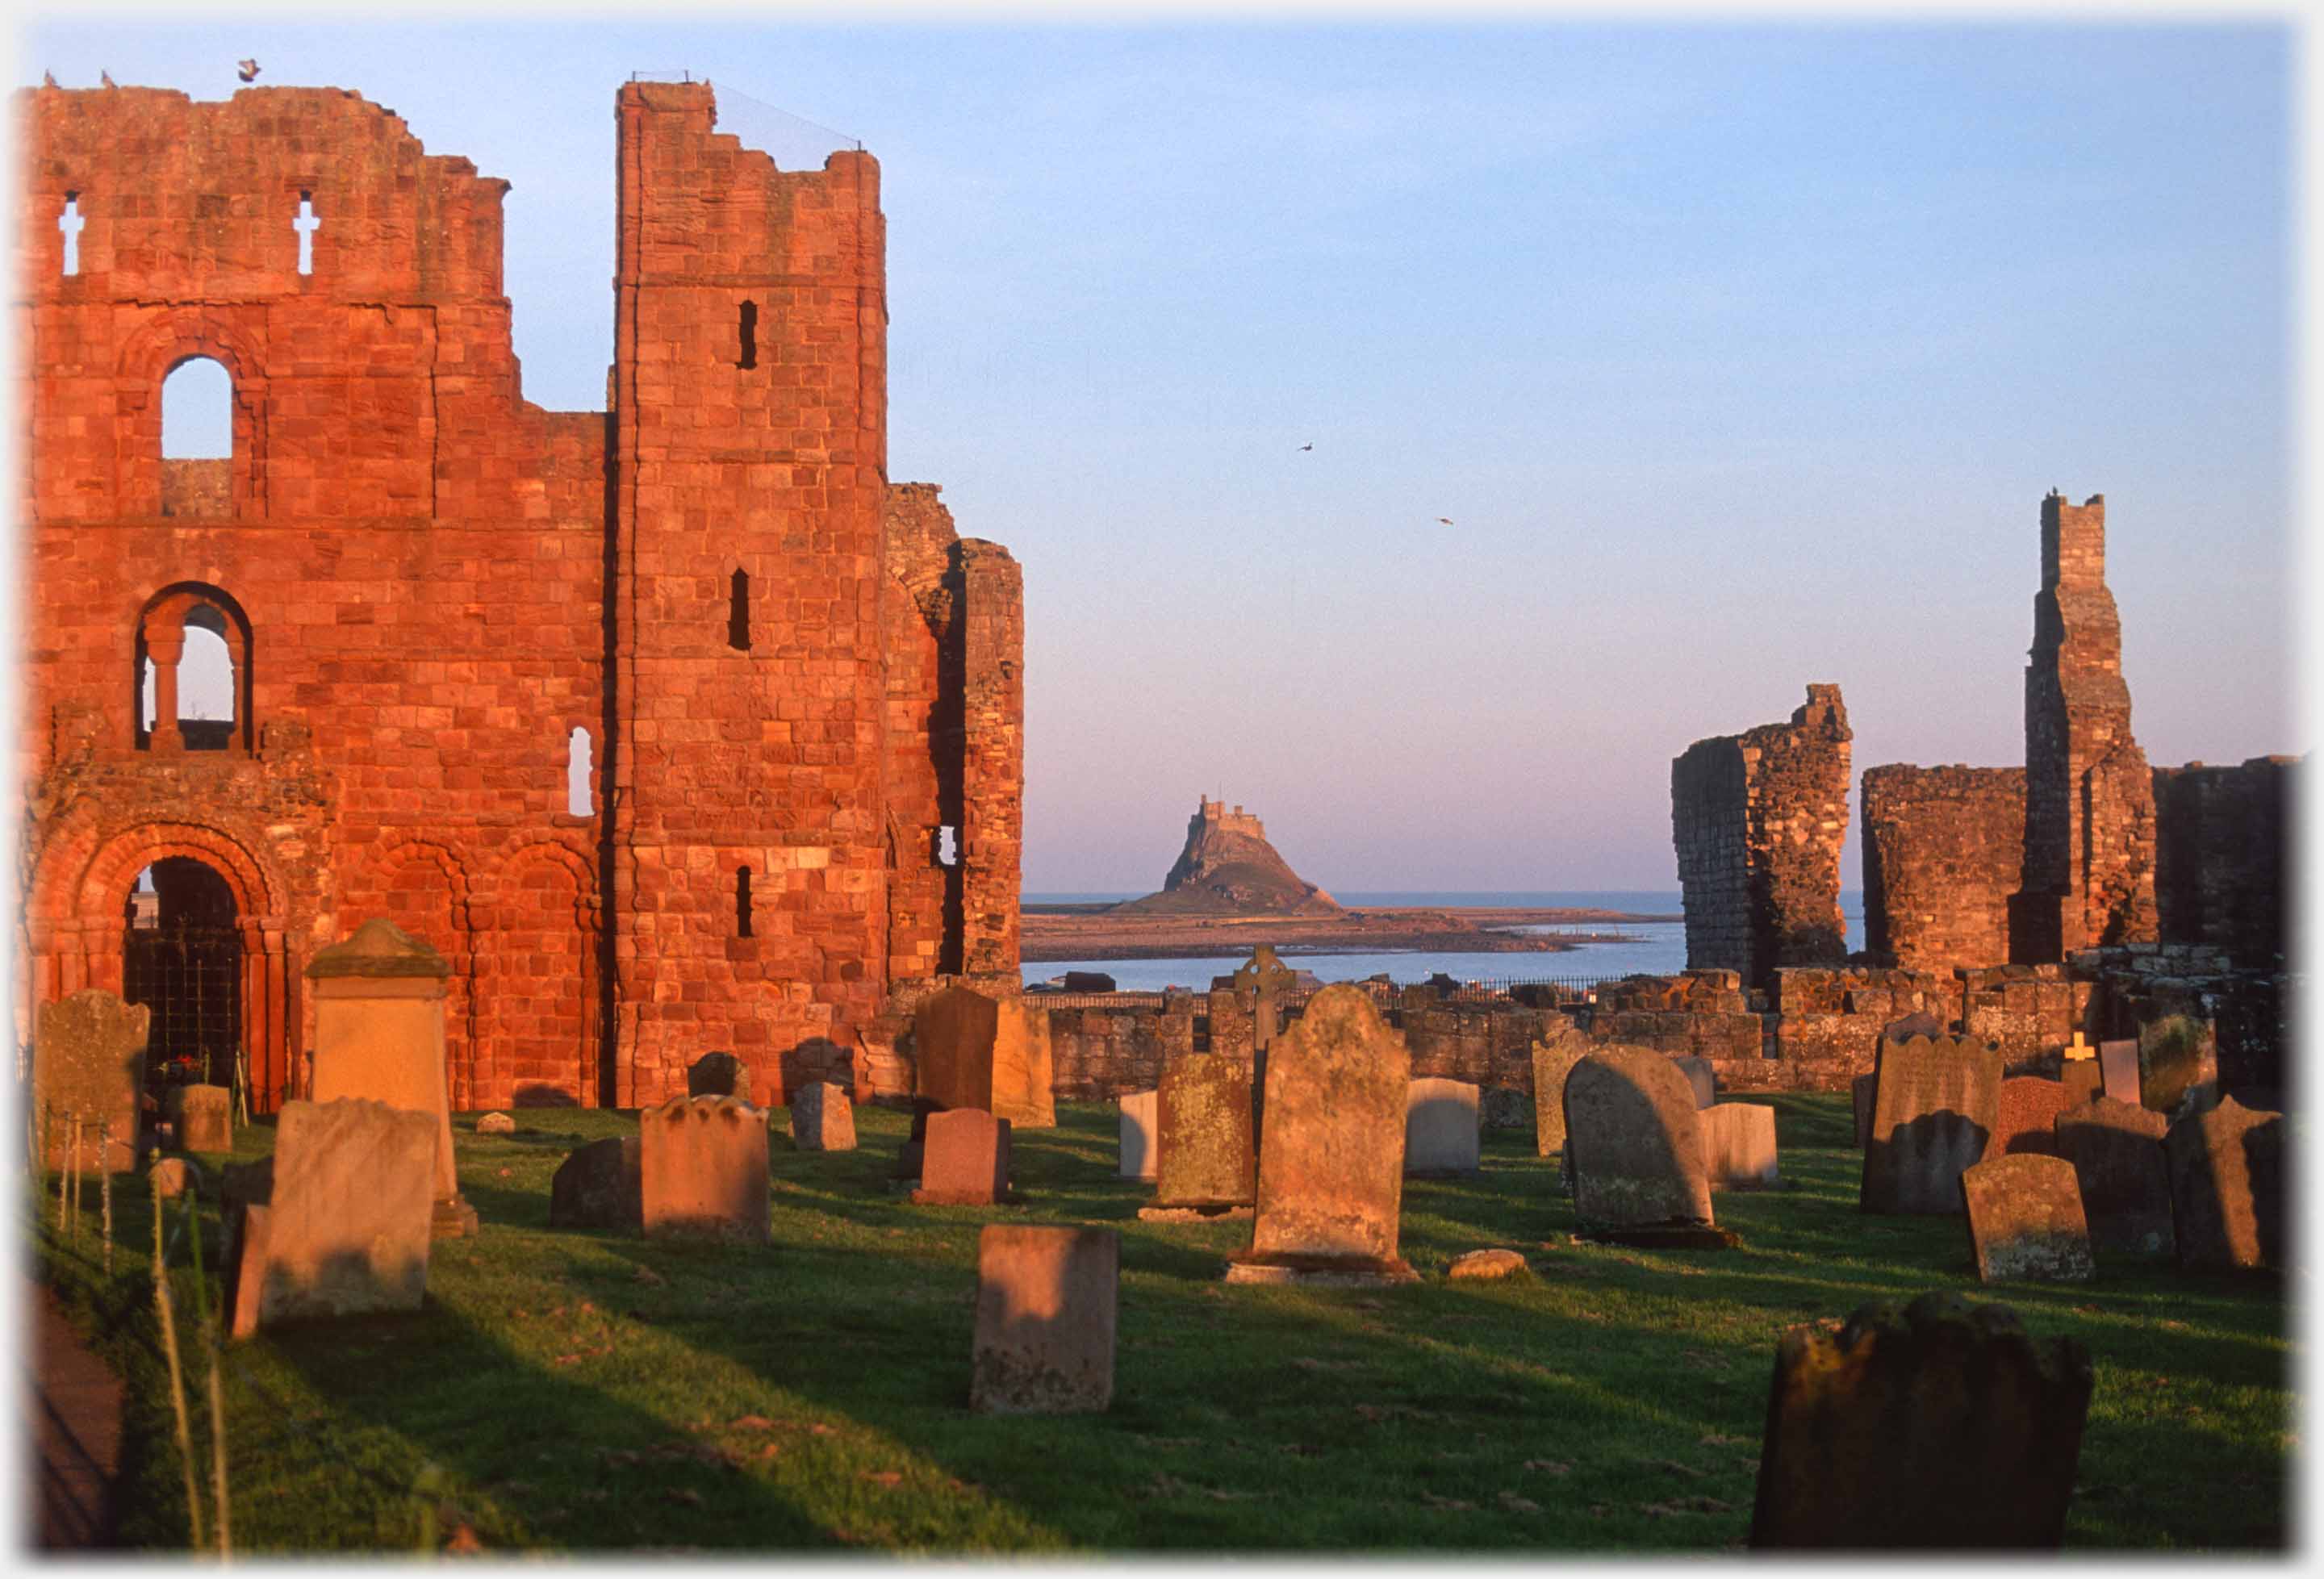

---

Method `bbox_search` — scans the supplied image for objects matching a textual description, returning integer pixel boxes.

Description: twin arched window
[136,585,252,753]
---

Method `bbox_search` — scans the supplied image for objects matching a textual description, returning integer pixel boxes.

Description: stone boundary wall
[1861,765,2026,975]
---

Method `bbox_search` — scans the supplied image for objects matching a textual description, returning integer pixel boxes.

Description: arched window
[136,584,253,753]
[160,357,232,519]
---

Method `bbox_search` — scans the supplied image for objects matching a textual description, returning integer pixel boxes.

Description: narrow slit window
[59,194,84,277]
[293,191,320,276]
[937,825,959,868]
[566,725,594,816]
[738,300,758,369]
[736,867,754,938]
[728,569,750,650]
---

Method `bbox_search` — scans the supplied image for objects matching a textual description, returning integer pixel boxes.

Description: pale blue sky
[19,15,2303,892]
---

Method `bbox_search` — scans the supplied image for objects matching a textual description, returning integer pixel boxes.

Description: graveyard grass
[35,1097,2291,1552]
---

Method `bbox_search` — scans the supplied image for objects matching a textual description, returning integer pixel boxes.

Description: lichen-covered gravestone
[225,1098,438,1334]
[1564,1046,1720,1244]
[790,1080,856,1152]
[915,1109,1012,1206]
[1229,985,1416,1285]
[1992,1076,2073,1159]
[1860,1035,2000,1215]
[549,1136,643,1232]
[688,1051,746,1099]
[1749,1292,2093,1548]
[2138,1013,2216,1116]
[1530,1027,1590,1160]
[1404,1077,1482,1177]
[913,986,1054,1128]
[1145,1055,1255,1217]
[2165,1097,2284,1271]
[1959,1155,2093,1282]
[969,1225,1118,1414]
[34,990,147,1172]
[1700,1102,1779,1189]
[641,1095,770,1242]
[1117,1090,1159,1181]
[2052,1097,2173,1258]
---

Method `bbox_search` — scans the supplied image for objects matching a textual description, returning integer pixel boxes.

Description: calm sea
[1022,891,1868,992]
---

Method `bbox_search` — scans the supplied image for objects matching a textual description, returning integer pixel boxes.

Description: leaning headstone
[969,1225,1118,1414]
[1960,1155,2094,1282]
[34,990,146,1172]
[790,1081,857,1152]
[2096,1039,2141,1107]
[1229,985,1417,1284]
[2164,1097,2284,1271]
[2052,1097,2173,1258]
[916,1109,1012,1206]
[640,1095,770,1243]
[1479,1085,1532,1134]
[1992,1076,2073,1159]
[1404,1077,1482,1178]
[232,1098,437,1330]
[1565,1047,1721,1244]
[305,919,474,1237]
[1530,1028,1590,1160]
[1146,1055,1255,1216]
[1117,1090,1159,1181]
[1700,1102,1779,1189]
[687,1052,746,1099]
[914,987,1055,1128]
[1749,1292,2093,1548]
[549,1136,643,1233]
[169,1084,233,1152]
[1860,1036,2000,1215]
[2138,1014,2215,1117]
[1671,1055,1717,1109]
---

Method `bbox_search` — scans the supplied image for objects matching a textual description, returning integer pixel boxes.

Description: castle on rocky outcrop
[16,78,1024,1113]
[1114,797,1340,917]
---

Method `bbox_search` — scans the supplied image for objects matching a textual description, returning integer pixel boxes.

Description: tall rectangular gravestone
[1530,1029,1589,1160]
[1749,1292,2093,1548]
[34,990,146,1173]
[2096,1039,2142,1108]
[1147,1055,1254,1215]
[1860,1036,2000,1215]
[790,1081,856,1152]
[914,986,1054,1129]
[1404,1077,1481,1177]
[641,1095,770,1242]
[916,1109,1012,1206]
[1118,1090,1159,1181]
[1960,1155,2094,1282]
[231,1097,437,1330]
[2052,1097,2173,1258]
[1229,986,1415,1284]
[1701,1102,1779,1189]
[1565,1046,1722,1246]
[969,1225,1118,1414]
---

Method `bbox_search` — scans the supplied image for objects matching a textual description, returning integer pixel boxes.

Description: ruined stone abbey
[17,80,1024,1113]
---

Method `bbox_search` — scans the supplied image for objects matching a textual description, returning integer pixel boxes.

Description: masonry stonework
[1861,766,2025,975]
[18,80,1022,1114]
[2151,756,2297,968]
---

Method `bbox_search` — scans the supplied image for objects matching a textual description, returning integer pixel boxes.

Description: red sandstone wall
[2153,755,2298,967]
[1861,764,2025,975]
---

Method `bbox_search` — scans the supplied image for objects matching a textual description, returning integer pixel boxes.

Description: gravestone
[1700,1102,1779,1189]
[913,987,1054,1128]
[223,1204,270,1339]
[2096,1039,2142,1107]
[1851,1074,1877,1149]
[688,1051,746,1099]
[169,1084,233,1153]
[231,1098,437,1330]
[2164,1097,2284,1271]
[1230,985,1416,1284]
[549,1135,643,1232]
[2060,1054,2103,1106]
[1530,1028,1590,1160]
[1564,1046,1718,1240]
[1117,1090,1159,1180]
[1749,1292,2093,1548]
[305,919,474,1237]
[1448,1248,1529,1281]
[474,1111,516,1135]
[1992,1076,2073,1159]
[969,1225,1118,1414]
[916,1109,1012,1206]
[1960,1155,2094,1282]
[1148,1055,1255,1214]
[790,1081,857,1152]
[1860,1036,2000,1215]
[640,1095,770,1242]
[1856,1013,1942,1153]
[2138,1014,2215,1116]
[1479,1085,1532,1134]
[1672,1055,1717,1109]
[2052,1097,2173,1258]
[34,990,146,1172]
[151,1156,199,1201]
[1404,1077,1482,1177]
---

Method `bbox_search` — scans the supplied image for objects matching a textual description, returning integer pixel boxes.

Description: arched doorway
[123,857,243,1103]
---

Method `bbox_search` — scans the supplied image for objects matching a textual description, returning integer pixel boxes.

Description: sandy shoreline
[1020,904,1679,963]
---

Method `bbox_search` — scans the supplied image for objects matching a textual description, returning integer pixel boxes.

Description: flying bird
[1436,517,1453,525]
[238,59,260,82]
[1298,442,1312,452]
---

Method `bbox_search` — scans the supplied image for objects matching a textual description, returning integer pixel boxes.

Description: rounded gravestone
[1564,1046,1712,1229]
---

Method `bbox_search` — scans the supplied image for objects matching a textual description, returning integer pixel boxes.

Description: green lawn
[34,1094,2293,1552]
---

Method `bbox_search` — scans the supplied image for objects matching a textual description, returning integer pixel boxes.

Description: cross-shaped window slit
[59,194,84,276]
[294,192,320,276]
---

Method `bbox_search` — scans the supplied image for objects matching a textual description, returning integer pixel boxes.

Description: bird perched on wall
[44,71,56,87]
[238,59,260,82]
[100,70,115,88]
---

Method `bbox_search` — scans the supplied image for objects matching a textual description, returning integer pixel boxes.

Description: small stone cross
[2063,1032,2093,1061]
[58,195,84,275]
[294,194,320,275]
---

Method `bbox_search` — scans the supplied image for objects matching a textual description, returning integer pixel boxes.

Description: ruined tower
[1671,684,1853,991]
[2009,492,2157,960]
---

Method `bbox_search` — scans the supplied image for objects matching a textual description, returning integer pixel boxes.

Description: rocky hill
[1111,797,1341,917]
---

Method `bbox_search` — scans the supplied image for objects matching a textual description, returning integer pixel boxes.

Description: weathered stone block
[917,1109,1011,1206]
[641,1096,769,1242]
[1861,1036,2000,1215]
[1565,1046,1712,1229]
[970,1225,1118,1414]
[1156,1055,1254,1207]
[790,1081,857,1152]
[170,1084,232,1152]
[244,1098,437,1328]
[1117,1089,1158,1180]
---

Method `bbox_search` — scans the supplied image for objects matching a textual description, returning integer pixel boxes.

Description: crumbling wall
[1861,765,2025,975]
[1673,683,1853,989]
[2013,492,2157,959]
[2153,756,2297,967]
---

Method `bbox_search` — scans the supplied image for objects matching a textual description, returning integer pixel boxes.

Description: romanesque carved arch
[349,835,479,1107]
[113,307,270,519]
[132,582,257,753]
[477,833,603,1109]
